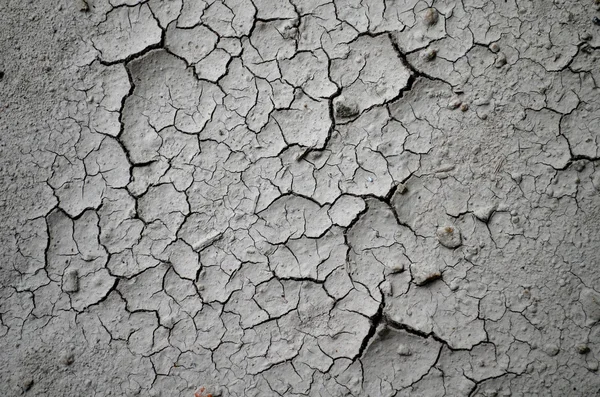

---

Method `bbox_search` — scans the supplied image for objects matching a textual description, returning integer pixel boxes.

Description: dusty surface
[2,0,600,396]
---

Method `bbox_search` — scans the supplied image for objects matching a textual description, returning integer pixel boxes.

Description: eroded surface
[2,0,600,396]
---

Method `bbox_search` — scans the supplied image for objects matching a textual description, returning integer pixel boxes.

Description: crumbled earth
[2,0,600,396]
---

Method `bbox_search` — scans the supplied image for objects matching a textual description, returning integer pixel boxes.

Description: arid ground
[2,0,600,396]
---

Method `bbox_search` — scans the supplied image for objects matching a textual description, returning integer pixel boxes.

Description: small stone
[79,0,89,11]
[544,343,559,356]
[474,97,490,106]
[395,183,407,194]
[61,352,75,366]
[414,270,442,286]
[593,16,600,26]
[494,53,507,68]
[63,270,79,293]
[22,377,34,391]
[423,8,439,26]
[448,98,462,109]
[420,48,437,62]
[436,225,462,248]
[581,32,592,41]
[397,343,412,356]
[389,263,404,273]
[449,279,460,291]
[576,344,590,354]
[460,103,469,112]
[588,361,599,372]
[489,42,500,53]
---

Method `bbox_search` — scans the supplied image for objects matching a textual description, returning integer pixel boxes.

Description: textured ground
[2,0,600,396]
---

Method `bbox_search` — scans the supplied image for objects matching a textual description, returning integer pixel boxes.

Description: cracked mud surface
[2,0,600,395]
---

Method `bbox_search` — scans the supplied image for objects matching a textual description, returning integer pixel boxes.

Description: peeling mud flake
[474,204,497,223]
[436,225,462,248]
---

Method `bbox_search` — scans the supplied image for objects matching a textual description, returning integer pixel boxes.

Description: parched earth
[1,0,600,396]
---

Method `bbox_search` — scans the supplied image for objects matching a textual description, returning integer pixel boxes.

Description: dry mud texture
[2,0,600,396]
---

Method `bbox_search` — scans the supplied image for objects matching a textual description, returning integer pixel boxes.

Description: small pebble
[421,48,437,62]
[489,42,500,53]
[448,98,462,109]
[576,344,590,354]
[544,343,559,356]
[79,0,90,11]
[581,32,592,41]
[389,263,404,273]
[23,377,34,391]
[423,8,439,26]
[449,280,460,291]
[593,16,600,26]
[395,183,407,194]
[414,270,442,286]
[460,103,469,112]
[61,352,75,366]
[495,53,507,68]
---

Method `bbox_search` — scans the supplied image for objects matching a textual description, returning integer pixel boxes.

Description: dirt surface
[2,0,600,396]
